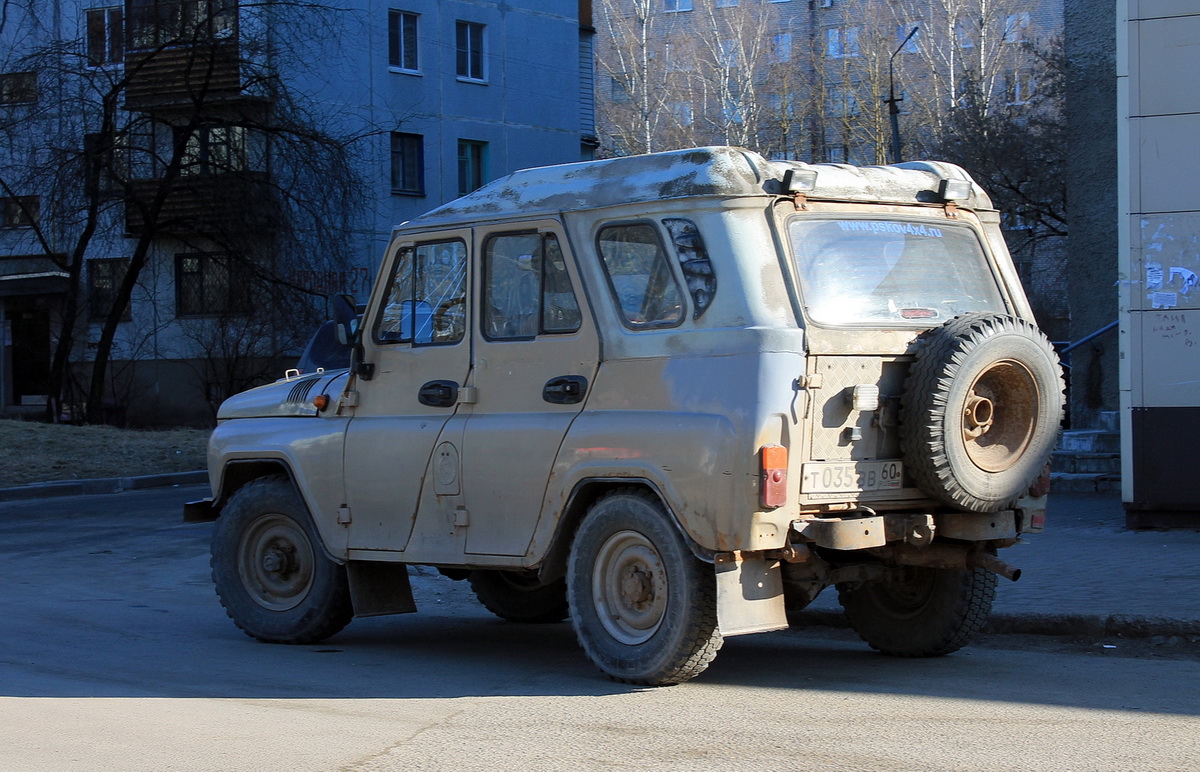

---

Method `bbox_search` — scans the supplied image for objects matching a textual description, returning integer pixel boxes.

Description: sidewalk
[1,472,1196,638]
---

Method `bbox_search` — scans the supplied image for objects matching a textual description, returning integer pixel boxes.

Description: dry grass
[1,419,209,487]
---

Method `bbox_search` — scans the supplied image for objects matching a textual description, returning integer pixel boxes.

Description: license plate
[800,460,903,494]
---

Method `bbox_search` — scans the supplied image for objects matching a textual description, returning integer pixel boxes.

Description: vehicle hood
[216,370,350,421]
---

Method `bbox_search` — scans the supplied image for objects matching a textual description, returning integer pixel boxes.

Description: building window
[455,21,485,81]
[127,0,236,49]
[390,132,424,195]
[1004,69,1035,105]
[388,10,418,71]
[457,140,487,196]
[84,133,123,199]
[826,27,859,58]
[955,20,974,49]
[896,24,920,53]
[715,0,737,7]
[86,7,124,67]
[1003,12,1031,44]
[88,259,132,321]
[175,253,249,317]
[1,196,39,228]
[611,75,631,104]
[178,124,248,176]
[0,72,37,105]
[769,32,792,64]
[826,86,859,117]
[668,101,693,127]
[664,0,692,10]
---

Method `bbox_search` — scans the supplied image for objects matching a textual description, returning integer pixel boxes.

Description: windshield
[788,217,1006,326]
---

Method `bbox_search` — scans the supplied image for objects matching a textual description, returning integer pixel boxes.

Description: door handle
[543,375,587,405]
[418,380,459,408]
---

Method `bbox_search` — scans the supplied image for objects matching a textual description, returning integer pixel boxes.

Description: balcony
[124,171,279,237]
[122,0,253,110]
[124,42,243,109]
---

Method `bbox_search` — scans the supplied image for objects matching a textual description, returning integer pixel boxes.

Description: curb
[790,609,1200,640]
[0,471,208,502]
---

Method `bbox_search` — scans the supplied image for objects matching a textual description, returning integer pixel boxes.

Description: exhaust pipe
[967,550,1022,582]
[882,543,1023,582]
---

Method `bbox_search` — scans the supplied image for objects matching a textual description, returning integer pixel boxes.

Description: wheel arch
[215,459,298,512]
[537,477,714,585]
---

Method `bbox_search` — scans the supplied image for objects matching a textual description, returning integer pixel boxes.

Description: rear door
[460,221,600,556]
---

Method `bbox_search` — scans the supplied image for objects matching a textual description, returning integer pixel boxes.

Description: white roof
[398,146,993,233]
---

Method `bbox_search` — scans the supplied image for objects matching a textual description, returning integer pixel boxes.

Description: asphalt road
[1,486,1198,771]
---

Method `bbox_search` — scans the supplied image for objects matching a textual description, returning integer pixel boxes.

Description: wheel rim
[237,513,316,611]
[592,529,668,645]
[961,358,1039,473]
[862,568,937,620]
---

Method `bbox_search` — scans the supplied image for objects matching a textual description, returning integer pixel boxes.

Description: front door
[344,230,471,552]
[460,222,600,556]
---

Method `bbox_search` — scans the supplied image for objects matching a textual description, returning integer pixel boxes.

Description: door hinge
[340,390,360,408]
[337,506,352,525]
[457,386,478,404]
[796,374,823,389]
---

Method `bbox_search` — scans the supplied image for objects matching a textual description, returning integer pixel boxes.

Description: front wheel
[567,489,722,685]
[838,565,996,657]
[211,476,353,644]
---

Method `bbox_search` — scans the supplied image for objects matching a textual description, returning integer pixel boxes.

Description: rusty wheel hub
[593,530,667,645]
[961,359,1039,473]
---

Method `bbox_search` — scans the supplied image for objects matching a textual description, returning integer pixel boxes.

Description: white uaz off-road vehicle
[187,147,1063,685]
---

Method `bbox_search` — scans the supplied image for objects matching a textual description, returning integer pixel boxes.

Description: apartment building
[0,0,595,424]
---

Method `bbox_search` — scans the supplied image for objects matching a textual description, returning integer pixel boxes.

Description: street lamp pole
[886,26,919,164]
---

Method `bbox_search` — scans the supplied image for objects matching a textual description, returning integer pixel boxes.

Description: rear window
[787,218,1005,326]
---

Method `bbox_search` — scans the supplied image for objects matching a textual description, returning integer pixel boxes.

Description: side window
[662,218,716,319]
[596,223,684,328]
[377,239,467,344]
[483,231,581,340]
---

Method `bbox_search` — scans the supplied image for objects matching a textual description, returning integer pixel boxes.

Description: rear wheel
[468,570,569,623]
[567,489,722,685]
[211,476,352,644]
[838,566,996,657]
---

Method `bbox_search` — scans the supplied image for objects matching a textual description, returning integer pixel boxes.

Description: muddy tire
[211,476,352,644]
[567,489,723,685]
[901,312,1064,512]
[838,566,996,657]
[468,570,569,623]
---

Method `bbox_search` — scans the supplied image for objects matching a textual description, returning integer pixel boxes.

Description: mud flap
[346,561,417,617]
[714,554,788,636]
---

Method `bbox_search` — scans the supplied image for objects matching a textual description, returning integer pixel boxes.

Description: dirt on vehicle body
[189,146,1064,685]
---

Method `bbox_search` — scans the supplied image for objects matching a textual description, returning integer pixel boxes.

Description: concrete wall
[1118,0,1200,524]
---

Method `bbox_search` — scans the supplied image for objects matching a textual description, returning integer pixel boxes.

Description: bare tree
[2,0,376,424]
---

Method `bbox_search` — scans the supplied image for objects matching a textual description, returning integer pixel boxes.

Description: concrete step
[1058,430,1122,454]
[1050,472,1122,494]
[1098,410,1120,433]
[1051,451,1122,475]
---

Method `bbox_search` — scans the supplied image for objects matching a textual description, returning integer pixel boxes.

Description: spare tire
[900,312,1064,512]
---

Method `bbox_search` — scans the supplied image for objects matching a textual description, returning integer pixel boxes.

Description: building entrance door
[6,297,51,407]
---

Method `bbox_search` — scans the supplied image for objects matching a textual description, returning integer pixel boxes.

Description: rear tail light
[761,444,788,508]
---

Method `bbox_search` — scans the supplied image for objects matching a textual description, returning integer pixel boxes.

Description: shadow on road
[1,486,1198,717]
